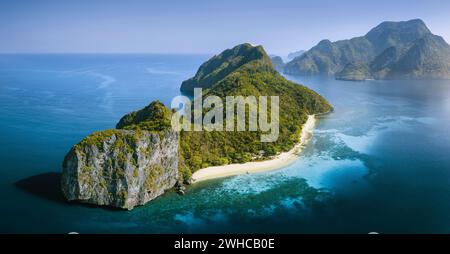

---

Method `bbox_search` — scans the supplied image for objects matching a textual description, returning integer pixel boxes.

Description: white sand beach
[191,115,317,183]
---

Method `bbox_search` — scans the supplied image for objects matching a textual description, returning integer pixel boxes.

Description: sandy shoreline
[191,115,317,183]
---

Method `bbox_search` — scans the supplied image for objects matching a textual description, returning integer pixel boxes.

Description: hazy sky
[1,0,449,55]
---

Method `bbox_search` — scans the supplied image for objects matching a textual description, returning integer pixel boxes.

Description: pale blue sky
[0,0,449,55]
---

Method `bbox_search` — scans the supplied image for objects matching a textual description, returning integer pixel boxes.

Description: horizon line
[0,51,216,55]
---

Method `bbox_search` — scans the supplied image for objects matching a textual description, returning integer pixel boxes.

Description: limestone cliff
[61,128,178,210]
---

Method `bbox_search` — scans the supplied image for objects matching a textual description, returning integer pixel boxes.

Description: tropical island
[61,43,332,210]
[284,19,450,81]
[62,17,450,210]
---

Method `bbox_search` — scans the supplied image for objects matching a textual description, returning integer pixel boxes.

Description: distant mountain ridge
[270,55,285,72]
[287,50,306,60]
[284,19,450,80]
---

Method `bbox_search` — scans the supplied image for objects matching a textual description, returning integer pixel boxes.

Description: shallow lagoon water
[1,54,450,233]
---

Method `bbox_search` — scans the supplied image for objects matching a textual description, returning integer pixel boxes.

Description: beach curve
[191,115,317,183]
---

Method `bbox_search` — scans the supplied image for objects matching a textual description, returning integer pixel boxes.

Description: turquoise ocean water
[1,54,450,233]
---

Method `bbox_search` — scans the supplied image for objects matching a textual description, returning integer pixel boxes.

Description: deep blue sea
[1,54,450,233]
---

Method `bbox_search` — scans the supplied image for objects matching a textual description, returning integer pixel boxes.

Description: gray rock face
[61,129,179,210]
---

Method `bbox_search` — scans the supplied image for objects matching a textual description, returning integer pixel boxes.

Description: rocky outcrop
[61,128,178,210]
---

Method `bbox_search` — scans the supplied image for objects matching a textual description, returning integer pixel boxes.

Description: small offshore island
[61,43,332,210]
